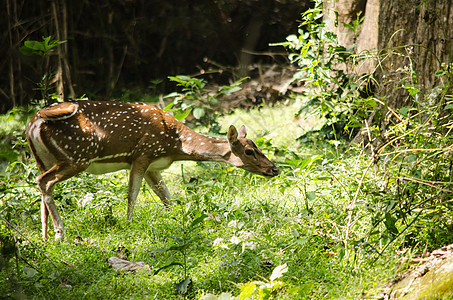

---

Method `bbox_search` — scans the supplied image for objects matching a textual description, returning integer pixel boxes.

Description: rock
[107,256,151,273]
[375,244,453,299]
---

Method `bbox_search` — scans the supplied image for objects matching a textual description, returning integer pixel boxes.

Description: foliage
[165,75,247,129]
[2,1,452,297]
[152,206,208,295]
[272,0,372,141]
[0,106,35,163]
[201,264,292,300]
[19,36,67,106]
[20,36,66,57]
[0,102,400,299]
[3,0,308,111]
[276,0,453,256]
[369,59,453,252]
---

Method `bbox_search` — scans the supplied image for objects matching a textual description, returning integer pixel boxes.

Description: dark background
[1,0,312,113]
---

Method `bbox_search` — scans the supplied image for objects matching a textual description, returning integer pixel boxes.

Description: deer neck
[175,125,242,167]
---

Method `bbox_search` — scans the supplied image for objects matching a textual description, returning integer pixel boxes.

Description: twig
[399,176,453,193]
[0,215,58,268]
[380,144,452,157]
[343,159,374,259]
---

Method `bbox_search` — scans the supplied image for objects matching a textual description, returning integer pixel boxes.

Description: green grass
[1,102,401,299]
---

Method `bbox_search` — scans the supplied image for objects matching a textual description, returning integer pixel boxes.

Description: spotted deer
[26,100,279,241]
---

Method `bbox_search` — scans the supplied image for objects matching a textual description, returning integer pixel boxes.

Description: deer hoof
[54,229,64,242]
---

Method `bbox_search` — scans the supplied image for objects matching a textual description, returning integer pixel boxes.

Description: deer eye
[245,149,254,156]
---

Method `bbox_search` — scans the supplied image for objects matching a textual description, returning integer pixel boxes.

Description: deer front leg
[126,161,149,220]
[41,200,49,239]
[144,170,172,208]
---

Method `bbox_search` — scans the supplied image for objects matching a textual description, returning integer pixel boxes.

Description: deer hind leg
[37,163,78,241]
[144,171,172,208]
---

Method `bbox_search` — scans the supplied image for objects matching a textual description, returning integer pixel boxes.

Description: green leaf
[163,102,175,110]
[306,191,316,200]
[167,245,185,252]
[173,108,192,121]
[295,237,309,246]
[25,40,45,52]
[269,263,288,281]
[193,107,205,119]
[339,245,345,260]
[190,213,208,229]
[19,45,37,56]
[23,267,38,278]
[168,235,184,244]
[314,176,330,181]
[399,106,414,115]
[259,288,272,300]
[239,282,256,299]
[175,277,192,294]
[384,212,398,236]
[298,157,312,169]
[444,103,453,110]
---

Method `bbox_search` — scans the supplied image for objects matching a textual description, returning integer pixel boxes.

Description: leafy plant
[273,0,453,257]
[369,59,453,252]
[152,205,208,295]
[272,0,373,140]
[165,75,247,129]
[200,263,296,300]
[0,102,405,299]
[20,36,66,57]
[20,36,67,106]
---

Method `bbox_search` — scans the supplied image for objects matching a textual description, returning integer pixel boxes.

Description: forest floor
[0,98,450,299]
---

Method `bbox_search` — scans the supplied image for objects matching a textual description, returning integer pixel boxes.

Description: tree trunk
[377,0,453,108]
[323,0,379,75]
[328,0,453,109]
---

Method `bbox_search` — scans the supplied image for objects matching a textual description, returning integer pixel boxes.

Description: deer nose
[271,167,279,176]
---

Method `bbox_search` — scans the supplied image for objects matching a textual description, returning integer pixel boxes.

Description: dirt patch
[216,64,305,111]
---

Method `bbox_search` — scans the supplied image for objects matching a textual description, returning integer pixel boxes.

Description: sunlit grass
[0,101,399,299]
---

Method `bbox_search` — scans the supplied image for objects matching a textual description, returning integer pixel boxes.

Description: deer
[26,100,279,241]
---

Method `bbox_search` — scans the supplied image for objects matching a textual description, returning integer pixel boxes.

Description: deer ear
[228,125,238,144]
[238,125,247,138]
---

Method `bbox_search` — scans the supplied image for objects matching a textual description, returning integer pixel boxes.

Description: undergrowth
[1,103,400,299]
[1,0,452,298]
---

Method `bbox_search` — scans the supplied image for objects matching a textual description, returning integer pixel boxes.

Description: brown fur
[38,102,77,120]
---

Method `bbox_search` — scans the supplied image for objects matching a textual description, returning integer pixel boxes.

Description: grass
[0,101,401,299]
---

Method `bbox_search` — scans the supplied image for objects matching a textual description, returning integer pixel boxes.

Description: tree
[324,0,453,109]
